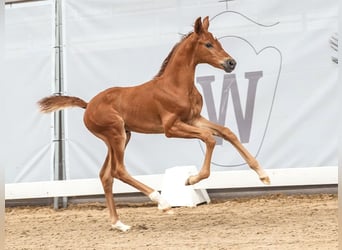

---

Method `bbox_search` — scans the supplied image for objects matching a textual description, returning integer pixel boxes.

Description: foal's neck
[161,36,198,92]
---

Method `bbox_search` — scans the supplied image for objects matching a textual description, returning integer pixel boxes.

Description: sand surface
[5,193,337,249]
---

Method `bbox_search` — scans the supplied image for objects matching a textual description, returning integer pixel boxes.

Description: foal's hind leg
[96,118,171,231]
[107,128,171,211]
[98,151,131,231]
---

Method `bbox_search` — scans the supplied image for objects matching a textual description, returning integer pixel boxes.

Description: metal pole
[53,0,67,209]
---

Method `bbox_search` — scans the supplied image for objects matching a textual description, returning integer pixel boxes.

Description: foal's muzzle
[222,58,237,73]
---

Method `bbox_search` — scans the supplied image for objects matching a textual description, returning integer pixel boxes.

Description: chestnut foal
[39,17,270,232]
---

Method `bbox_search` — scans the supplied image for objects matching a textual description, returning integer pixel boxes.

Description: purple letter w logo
[197,71,263,145]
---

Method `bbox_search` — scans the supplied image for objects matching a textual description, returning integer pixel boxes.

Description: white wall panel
[4,1,54,183]
[64,0,338,179]
[4,0,338,189]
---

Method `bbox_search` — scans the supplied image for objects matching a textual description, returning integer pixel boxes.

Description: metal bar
[53,0,67,209]
[5,0,47,4]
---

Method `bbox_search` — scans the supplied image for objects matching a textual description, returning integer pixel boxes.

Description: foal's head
[192,16,236,73]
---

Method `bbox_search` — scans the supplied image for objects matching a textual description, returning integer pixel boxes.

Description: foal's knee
[222,128,238,142]
[203,132,216,148]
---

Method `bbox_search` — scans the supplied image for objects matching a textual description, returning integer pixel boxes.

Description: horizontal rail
[5,166,337,200]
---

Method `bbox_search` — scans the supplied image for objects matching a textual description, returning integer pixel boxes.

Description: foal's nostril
[228,59,236,68]
[222,58,236,72]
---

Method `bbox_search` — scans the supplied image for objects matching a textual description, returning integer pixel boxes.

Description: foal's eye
[205,42,213,48]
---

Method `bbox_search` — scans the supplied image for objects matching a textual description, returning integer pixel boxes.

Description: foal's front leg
[193,117,270,185]
[164,120,217,185]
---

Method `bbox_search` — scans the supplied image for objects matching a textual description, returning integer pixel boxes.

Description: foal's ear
[194,17,203,35]
[202,16,209,30]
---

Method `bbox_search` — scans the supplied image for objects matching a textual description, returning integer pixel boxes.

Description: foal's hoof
[111,221,131,232]
[260,176,271,185]
[185,176,195,186]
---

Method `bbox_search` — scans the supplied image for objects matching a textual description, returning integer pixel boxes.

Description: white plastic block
[161,166,210,207]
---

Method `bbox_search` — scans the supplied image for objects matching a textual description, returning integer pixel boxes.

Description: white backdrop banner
[4,1,53,183]
[5,0,338,184]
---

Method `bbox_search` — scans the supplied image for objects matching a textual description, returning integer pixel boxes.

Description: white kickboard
[161,166,210,207]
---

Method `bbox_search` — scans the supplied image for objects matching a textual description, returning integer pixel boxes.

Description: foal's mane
[154,32,193,78]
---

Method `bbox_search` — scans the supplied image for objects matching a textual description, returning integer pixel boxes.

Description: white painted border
[5,166,337,200]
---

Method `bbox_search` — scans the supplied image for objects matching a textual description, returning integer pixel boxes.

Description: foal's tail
[38,95,88,113]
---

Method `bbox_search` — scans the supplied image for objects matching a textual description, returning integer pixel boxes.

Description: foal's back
[84,79,165,134]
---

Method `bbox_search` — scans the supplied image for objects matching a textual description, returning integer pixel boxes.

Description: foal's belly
[123,110,165,134]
